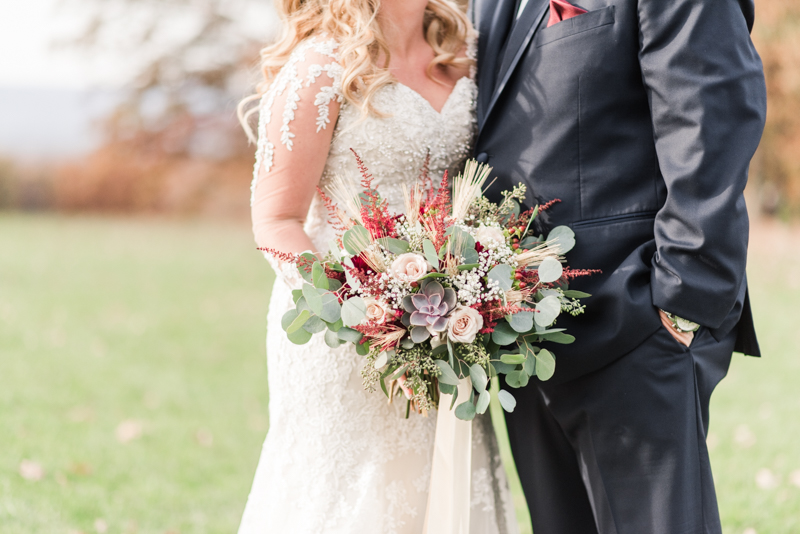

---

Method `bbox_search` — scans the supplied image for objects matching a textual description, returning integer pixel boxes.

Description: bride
[237,1,518,532]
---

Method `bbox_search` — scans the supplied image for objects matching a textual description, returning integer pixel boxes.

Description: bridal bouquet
[262,151,593,420]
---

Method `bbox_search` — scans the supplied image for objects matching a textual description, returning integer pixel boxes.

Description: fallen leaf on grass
[68,462,93,476]
[116,420,144,443]
[19,460,44,481]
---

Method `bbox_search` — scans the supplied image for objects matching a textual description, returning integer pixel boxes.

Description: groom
[471,0,766,532]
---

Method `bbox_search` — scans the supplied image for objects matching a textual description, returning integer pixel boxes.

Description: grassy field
[1,214,798,534]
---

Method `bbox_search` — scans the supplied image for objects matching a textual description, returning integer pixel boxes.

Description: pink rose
[364,298,390,324]
[390,253,429,282]
[447,306,484,344]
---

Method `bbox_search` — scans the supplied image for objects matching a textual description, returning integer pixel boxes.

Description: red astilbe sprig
[256,247,315,276]
[538,198,561,212]
[350,149,397,239]
[316,186,352,238]
[562,267,602,280]
[474,301,529,334]
[420,169,451,250]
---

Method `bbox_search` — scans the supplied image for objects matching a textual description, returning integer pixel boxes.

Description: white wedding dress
[239,35,519,534]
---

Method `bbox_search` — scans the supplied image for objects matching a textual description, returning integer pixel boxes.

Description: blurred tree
[751,1,800,216]
[59,0,277,153]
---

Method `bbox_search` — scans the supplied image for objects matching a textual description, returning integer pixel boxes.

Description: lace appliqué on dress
[250,36,343,206]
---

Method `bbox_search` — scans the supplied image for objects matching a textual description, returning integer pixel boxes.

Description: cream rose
[364,298,390,324]
[475,225,506,247]
[390,253,429,282]
[447,306,484,344]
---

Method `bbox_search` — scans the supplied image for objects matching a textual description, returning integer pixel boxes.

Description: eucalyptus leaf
[488,264,514,291]
[562,290,591,299]
[457,263,480,271]
[325,318,344,332]
[312,262,329,290]
[302,284,323,315]
[491,360,517,375]
[291,289,303,304]
[497,389,517,412]
[534,295,561,326]
[319,292,342,323]
[328,279,343,292]
[476,390,491,415]
[508,311,534,333]
[281,309,298,332]
[337,327,363,343]
[423,239,439,271]
[547,225,576,254]
[505,370,528,388]
[374,351,389,369]
[435,359,460,386]
[492,320,519,346]
[324,329,343,348]
[500,353,526,365]
[541,332,575,344]
[538,256,564,284]
[523,353,536,376]
[535,348,556,381]
[355,342,369,356]
[454,400,477,421]
[388,364,410,382]
[287,326,313,345]
[341,296,367,327]
[462,248,480,264]
[286,309,311,334]
[302,314,326,334]
[328,239,342,261]
[520,236,542,249]
[377,237,410,254]
[469,364,488,394]
[342,225,370,255]
[439,383,456,396]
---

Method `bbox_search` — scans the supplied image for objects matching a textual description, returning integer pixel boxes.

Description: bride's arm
[250,44,342,258]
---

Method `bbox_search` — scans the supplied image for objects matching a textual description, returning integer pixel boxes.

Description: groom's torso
[472,0,758,381]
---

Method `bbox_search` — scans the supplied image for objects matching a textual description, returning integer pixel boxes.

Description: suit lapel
[476,0,517,124]
[480,0,550,131]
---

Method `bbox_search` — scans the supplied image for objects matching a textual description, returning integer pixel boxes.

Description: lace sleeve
[250,36,343,286]
[251,37,343,205]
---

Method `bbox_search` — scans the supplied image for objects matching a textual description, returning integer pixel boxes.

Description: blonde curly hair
[239,0,474,140]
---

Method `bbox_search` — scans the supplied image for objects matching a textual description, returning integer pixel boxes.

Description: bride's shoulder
[286,34,342,68]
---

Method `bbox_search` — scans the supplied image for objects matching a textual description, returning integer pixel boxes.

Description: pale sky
[0,0,128,89]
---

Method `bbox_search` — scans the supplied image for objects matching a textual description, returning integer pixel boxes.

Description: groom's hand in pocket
[658,309,694,348]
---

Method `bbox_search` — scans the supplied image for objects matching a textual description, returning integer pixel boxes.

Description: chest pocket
[535,5,615,48]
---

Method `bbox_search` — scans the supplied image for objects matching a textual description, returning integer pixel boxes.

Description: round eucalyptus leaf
[547,225,576,254]
[454,400,477,421]
[492,320,519,346]
[342,225,371,256]
[373,351,389,369]
[534,295,561,326]
[535,348,556,381]
[341,296,367,327]
[324,329,343,348]
[497,389,517,413]
[538,256,564,284]
[287,326,313,345]
[435,359,460,386]
[469,364,488,394]
[319,292,342,323]
[302,315,326,334]
[508,311,534,333]
[500,353,526,365]
[488,264,513,291]
[476,390,491,415]
[302,284,323,315]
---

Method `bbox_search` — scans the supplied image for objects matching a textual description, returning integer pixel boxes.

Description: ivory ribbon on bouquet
[422,378,473,534]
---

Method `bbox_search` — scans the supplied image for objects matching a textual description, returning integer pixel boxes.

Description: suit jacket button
[476,152,489,163]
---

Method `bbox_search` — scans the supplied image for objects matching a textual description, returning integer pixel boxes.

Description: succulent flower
[402,280,457,343]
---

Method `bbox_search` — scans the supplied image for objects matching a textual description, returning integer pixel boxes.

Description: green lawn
[0,214,798,534]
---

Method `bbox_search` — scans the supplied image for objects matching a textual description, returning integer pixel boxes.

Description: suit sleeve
[637,0,767,328]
